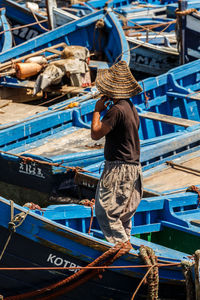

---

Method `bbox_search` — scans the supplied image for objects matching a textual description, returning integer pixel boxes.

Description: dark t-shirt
[102,99,140,164]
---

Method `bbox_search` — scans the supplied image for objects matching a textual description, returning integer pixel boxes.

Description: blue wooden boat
[0,0,48,45]
[85,0,167,18]
[143,147,200,195]
[79,142,200,198]
[0,7,12,52]
[181,10,200,62]
[167,0,200,18]
[0,8,129,91]
[62,1,179,76]
[0,58,199,204]
[0,190,200,299]
[127,35,178,75]
[120,12,178,75]
[121,16,176,35]
[46,0,81,29]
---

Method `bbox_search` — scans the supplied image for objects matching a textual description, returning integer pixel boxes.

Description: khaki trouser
[95,161,143,244]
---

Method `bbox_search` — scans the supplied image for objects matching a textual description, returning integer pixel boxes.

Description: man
[91,60,143,245]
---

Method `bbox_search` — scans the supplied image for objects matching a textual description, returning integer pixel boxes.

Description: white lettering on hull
[47,254,81,273]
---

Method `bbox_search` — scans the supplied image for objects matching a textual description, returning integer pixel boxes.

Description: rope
[175,8,197,16]
[139,245,159,300]
[0,262,182,271]
[185,90,200,99]
[181,260,195,300]
[115,10,175,35]
[5,242,130,300]
[131,264,155,300]
[194,250,200,300]
[186,185,200,207]
[114,19,175,64]
[0,20,47,37]
[29,8,49,32]
[79,198,95,235]
[124,19,176,34]
[0,150,87,174]
[0,200,14,261]
[141,80,150,108]
[0,200,30,262]
[38,92,69,106]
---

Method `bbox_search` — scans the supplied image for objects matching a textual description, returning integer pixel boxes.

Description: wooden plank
[0,100,12,109]
[47,48,62,55]
[0,103,47,125]
[21,128,105,157]
[190,220,200,227]
[0,87,43,102]
[143,153,200,193]
[139,111,199,127]
[167,91,200,100]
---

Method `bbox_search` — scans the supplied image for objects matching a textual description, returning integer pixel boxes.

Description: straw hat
[95,60,142,99]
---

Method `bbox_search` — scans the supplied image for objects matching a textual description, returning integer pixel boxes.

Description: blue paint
[0,191,199,297]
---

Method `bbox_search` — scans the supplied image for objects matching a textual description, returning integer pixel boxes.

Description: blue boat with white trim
[0,190,200,299]
[0,59,199,204]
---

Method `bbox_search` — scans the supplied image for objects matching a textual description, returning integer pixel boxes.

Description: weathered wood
[191,220,200,227]
[22,128,105,157]
[0,103,47,125]
[0,100,12,109]
[0,87,43,102]
[143,151,200,193]
[139,111,199,127]
[47,48,62,55]
[166,161,200,174]
[46,85,85,94]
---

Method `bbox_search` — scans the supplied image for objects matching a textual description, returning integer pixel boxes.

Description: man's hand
[91,95,111,140]
[94,96,108,113]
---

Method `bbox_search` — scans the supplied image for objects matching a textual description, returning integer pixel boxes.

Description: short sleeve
[102,106,121,130]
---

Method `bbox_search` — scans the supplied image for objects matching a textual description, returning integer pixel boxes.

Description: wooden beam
[139,111,199,127]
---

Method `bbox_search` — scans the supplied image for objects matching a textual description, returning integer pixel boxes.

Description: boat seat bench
[167,91,200,100]
[139,111,199,127]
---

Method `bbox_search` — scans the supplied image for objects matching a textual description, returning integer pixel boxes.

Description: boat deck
[143,150,200,193]
[21,127,104,157]
[0,100,47,125]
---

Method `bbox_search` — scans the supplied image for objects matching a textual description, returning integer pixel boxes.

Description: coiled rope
[139,245,159,300]
[0,200,30,261]
[186,185,200,207]
[194,250,200,300]
[181,260,195,300]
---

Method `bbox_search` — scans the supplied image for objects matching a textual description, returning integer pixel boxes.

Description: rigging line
[29,8,49,32]
[114,20,176,63]
[0,19,47,36]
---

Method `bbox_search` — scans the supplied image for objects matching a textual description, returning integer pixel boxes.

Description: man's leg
[95,162,142,244]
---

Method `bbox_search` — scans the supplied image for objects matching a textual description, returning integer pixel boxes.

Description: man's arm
[91,97,112,140]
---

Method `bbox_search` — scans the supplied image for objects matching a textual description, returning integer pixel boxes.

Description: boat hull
[0,198,188,299]
[128,37,179,75]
